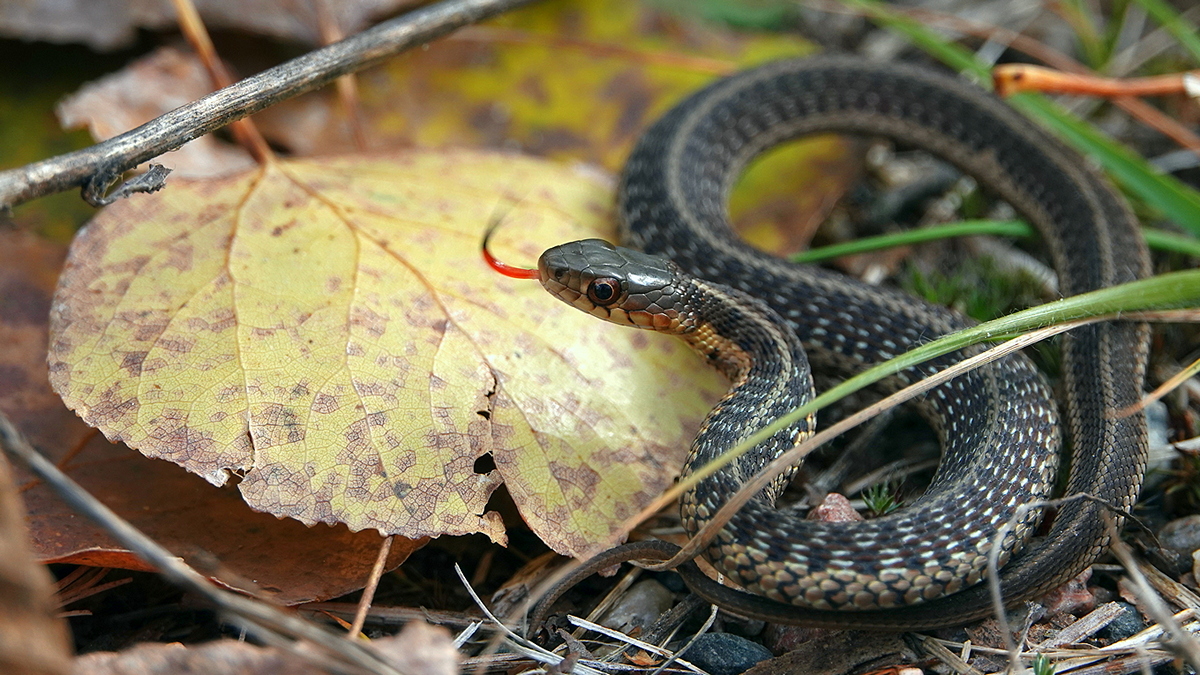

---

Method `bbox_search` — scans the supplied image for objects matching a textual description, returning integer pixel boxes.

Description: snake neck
[675,278,815,525]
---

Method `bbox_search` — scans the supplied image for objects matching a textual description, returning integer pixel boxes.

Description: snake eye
[586,278,621,306]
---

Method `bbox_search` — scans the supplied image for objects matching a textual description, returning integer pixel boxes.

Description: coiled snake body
[531,57,1150,629]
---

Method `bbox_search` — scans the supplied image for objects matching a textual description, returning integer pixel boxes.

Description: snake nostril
[554,267,567,279]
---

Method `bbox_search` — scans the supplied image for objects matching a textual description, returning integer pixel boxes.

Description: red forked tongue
[481,217,539,280]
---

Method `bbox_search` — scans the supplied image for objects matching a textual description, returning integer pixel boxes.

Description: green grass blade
[1144,228,1200,257]
[790,220,1031,263]
[1129,0,1200,62]
[791,220,1197,262]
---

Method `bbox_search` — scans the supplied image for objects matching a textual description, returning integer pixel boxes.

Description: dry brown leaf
[0,450,73,675]
[371,621,460,675]
[0,236,73,673]
[47,152,724,557]
[0,229,423,605]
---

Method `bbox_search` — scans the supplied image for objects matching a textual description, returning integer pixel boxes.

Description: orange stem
[171,0,273,163]
[994,64,1193,98]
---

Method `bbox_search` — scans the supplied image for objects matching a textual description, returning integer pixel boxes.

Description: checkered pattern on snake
[537,57,1150,628]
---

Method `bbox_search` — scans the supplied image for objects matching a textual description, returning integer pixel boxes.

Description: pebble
[1038,568,1095,618]
[762,624,832,654]
[598,579,673,635]
[1193,550,1200,583]
[1160,515,1200,557]
[807,492,864,522]
[680,633,773,675]
[1097,602,1145,641]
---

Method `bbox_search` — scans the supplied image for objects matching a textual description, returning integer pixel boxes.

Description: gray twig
[0,0,538,212]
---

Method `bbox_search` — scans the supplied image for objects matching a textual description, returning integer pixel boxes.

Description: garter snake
[518,57,1150,630]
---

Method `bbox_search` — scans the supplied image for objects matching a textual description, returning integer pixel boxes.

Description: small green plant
[862,482,901,516]
[1031,652,1054,675]
[903,256,1046,322]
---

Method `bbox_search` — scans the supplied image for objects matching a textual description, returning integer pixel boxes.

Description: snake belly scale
[532,57,1151,629]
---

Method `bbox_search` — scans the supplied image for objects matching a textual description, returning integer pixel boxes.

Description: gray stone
[598,579,673,634]
[681,632,772,675]
[1097,602,1145,641]
[1160,515,1200,556]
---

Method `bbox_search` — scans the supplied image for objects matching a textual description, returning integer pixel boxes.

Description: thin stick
[348,535,394,639]
[0,0,538,211]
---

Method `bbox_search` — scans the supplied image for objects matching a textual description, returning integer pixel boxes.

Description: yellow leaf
[48,151,724,555]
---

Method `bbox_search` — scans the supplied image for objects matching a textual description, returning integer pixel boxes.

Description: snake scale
[523,57,1151,630]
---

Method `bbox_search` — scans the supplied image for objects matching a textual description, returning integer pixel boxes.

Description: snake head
[538,239,686,331]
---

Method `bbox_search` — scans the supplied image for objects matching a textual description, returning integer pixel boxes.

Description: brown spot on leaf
[89,390,139,425]
[602,69,653,140]
[549,460,601,495]
[159,336,195,354]
[112,254,151,275]
[312,393,338,414]
[121,351,148,375]
[164,243,194,271]
[352,379,385,397]
[518,74,549,105]
[349,306,388,338]
[207,308,236,332]
[424,430,461,451]
[131,319,169,342]
[149,410,216,460]
[258,404,305,445]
